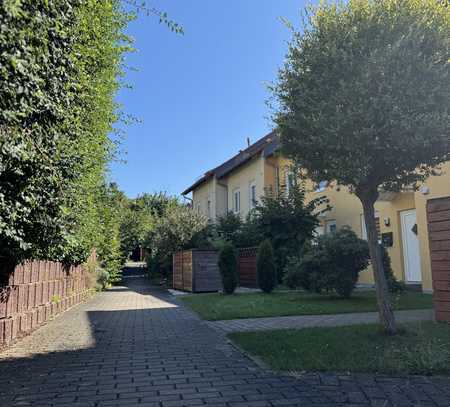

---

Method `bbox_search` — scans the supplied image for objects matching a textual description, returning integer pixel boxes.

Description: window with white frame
[316,180,328,192]
[275,167,280,196]
[285,169,295,196]
[249,182,257,209]
[325,220,337,234]
[233,189,240,213]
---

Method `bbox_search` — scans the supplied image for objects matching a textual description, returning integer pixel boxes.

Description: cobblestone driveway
[1,276,449,407]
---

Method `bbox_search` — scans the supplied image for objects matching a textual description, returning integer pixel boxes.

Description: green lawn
[180,290,433,321]
[229,322,450,375]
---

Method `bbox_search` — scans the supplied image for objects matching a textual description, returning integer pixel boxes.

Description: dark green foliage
[381,245,406,294]
[0,1,83,267]
[0,0,133,282]
[212,184,322,282]
[214,212,261,248]
[274,0,450,192]
[218,242,238,295]
[253,184,323,281]
[120,193,177,260]
[284,251,327,293]
[144,199,208,279]
[215,212,244,246]
[257,240,277,293]
[286,228,370,298]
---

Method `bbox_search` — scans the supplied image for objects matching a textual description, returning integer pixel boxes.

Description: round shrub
[257,239,277,293]
[286,228,370,298]
[218,242,238,294]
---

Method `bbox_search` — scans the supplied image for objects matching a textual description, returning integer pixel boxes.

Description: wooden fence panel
[193,251,221,292]
[238,247,258,288]
[427,197,450,322]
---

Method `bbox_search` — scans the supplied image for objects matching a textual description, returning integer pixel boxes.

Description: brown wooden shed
[172,250,221,293]
[426,196,450,322]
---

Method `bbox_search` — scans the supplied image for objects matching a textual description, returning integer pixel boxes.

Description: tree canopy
[272,0,450,334]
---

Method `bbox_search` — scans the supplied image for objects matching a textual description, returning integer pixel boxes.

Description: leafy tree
[272,0,449,333]
[119,192,179,260]
[218,242,238,294]
[256,239,277,293]
[253,184,323,280]
[215,212,244,246]
[214,211,261,248]
[145,203,208,275]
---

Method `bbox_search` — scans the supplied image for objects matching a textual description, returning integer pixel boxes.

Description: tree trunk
[359,191,397,335]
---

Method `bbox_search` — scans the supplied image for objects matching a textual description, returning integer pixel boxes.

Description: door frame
[400,209,422,283]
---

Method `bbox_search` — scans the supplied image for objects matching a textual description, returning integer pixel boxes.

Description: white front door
[400,209,422,282]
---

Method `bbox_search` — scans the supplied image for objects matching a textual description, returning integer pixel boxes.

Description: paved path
[208,309,434,333]
[1,276,449,407]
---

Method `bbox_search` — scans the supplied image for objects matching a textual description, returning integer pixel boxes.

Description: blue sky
[111,0,309,198]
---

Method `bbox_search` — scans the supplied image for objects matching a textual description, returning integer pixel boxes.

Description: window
[325,220,337,234]
[207,200,211,218]
[275,167,280,196]
[196,203,201,214]
[233,189,240,213]
[316,180,328,193]
[361,212,381,243]
[285,170,295,196]
[249,182,257,209]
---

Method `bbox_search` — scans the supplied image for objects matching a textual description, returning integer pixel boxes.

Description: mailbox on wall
[381,232,393,247]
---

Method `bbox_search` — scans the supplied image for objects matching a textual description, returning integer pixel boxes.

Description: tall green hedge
[0,1,132,282]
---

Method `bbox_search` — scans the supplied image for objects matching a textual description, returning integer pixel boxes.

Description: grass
[229,322,450,375]
[180,290,433,321]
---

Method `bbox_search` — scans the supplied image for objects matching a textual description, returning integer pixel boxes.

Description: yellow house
[182,132,450,293]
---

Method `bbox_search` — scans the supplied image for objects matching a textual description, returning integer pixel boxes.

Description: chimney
[246,137,251,147]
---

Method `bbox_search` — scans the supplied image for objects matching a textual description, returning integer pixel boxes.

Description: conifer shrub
[218,242,238,294]
[257,239,277,293]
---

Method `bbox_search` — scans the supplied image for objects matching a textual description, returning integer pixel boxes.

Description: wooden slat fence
[238,247,258,288]
[173,247,259,292]
[427,197,450,322]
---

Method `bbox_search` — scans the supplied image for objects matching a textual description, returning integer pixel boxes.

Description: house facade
[182,133,450,293]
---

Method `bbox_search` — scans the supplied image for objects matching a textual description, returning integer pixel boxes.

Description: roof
[182,132,279,195]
